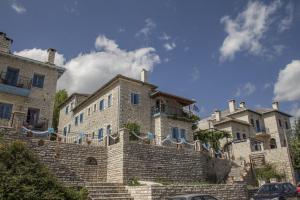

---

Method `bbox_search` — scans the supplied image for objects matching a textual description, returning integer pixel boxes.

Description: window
[68,124,71,133]
[131,93,140,105]
[63,127,67,136]
[180,129,186,139]
[0,103,13,119]
[256,120,261,132]
[92,132,95,139]
[94,104,96,112]
[285,121,289,129]
[108,94,112,107]
[236,132,241,140]
[88,107,91,116]
[65,105,69,114]
[98,128,103,140]
[242,133,246,139]
[107,125,112,135]
[75,116,79,126]
[250,119,255,127]
[32,74,45,88]
[70,102,74,110]
[5,67,19,86]
[172,127,180,139]
[80,113,84,123]
[270,138,277,149]
[278,119,282,127]
[99,99,104,111]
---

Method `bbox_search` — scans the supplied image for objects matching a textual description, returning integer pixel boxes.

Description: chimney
[47,48,56,64]
[0,32,13,53]
[214,110,221,122]
[272,101,279,110]
[239,101,246,108]
[141,69,148,82]
[229,99,236,113]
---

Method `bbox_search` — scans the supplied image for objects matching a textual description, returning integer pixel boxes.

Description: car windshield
[258,184,283,194]
[166,198,186,200]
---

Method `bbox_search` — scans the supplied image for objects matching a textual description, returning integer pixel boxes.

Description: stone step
[85,182,124,187]
[88,188,128,193]
[89,193,131,198]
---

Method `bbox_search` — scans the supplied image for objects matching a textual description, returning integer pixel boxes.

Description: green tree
[289,118,300,169]
[255,163,285,182]
[52,89,68,131]
[0,140,88,200]
[194,128,231,151]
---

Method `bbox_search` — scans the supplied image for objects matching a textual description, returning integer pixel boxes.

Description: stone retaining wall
[127,184,249,200]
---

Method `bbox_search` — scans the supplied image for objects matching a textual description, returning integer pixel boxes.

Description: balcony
[151,105,193,121]
[0,71,32,97]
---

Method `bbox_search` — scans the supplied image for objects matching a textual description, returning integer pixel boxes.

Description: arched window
[236,132,241,140]
[270,138,277,149]
[242,133,246,139]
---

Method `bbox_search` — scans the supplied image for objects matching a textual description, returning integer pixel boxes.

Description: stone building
[198,100,295,184]
[0,32,65,130]
[58,69,196,144]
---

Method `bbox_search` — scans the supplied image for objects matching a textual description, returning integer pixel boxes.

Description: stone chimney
[0,32,13,53]
[47,48,56,64]
[239,101,246,108]
[272,101,279,110]
[214,110,221,122]
[141,69,148,82]
[229,99,236,113]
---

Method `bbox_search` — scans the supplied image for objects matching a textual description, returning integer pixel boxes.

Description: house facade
[198,100,295,183]
[0,32,65,130]
[58,70,196,144]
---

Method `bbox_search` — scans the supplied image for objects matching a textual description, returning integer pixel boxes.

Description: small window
[285,121,289,129]
[172,127,180,139]
[256,120,261,132]
[99,99,104,111]
[108,94,112,107]
[107,125,112,135]
[242,133,246,139]
[94,104,96,112]
[180,129,186,139]
[270,138,277,149]
[63,127,67,136]
[98,128,103,140]
[75,116,79,126]
[278,119,282,127]
[250,119,254,127]
[236,132,241,140]
[65,105,69,114]
[68,124,71,133]
[32,74,45,88]
[0,103,13,120]
[80,113,84,123]
[131,93,140,105]
[70,102,74,110]
[88,107,91,116]
[92,132,95,139]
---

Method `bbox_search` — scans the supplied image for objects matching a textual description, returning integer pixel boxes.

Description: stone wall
[127,184,249,200]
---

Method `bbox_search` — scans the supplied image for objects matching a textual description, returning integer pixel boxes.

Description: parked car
[251,182,298,200]
[297,183,300,196]
[166,194,219,200]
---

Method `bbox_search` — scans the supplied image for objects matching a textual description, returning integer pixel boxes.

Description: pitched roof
[213,117,251,126]
[150,90,195,106]
[58,93,90,109]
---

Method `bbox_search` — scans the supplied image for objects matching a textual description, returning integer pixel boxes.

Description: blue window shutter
[98,129,103,139]
[180,129,186,139]
[80,113,84,123]
[172,127,179,139]
[0,103,12,119]
[135,94,140,104]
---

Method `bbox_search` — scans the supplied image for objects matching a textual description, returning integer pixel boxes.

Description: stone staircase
[250,153,265,168]
[85,182,133,200]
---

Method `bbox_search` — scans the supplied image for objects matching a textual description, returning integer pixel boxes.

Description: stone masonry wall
[127,184,249,200]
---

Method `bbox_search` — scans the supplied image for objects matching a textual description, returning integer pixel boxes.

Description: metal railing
[0,71,32,89]
[151,105,192,118]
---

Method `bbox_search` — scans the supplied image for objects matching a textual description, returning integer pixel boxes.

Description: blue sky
[1,0,300,118]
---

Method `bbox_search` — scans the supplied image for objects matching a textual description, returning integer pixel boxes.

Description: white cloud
[57,35,160,93]
[163,42,176,51]
[274,60,300,101]
[11,1,26,14]
[14,48,65,66]
[159,33,171,41]
[263,82,272,90]
[235,82,256,97]
[290,104,300,117]
[136,18,156,41]
[191,67,200,81]
[278,2,294,33]
[219,1,281,61]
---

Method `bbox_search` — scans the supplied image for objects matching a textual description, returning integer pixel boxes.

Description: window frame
[79,113,84,123]
[131,92,140,105]
[75,116,79,126]
[0,102,13,120]
[99,99,104,111]
[108,94,112,107]
[32,73,45,88]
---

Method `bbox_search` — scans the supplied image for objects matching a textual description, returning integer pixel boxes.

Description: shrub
[123,123,141,141]
[0,140,88,200]
[255,163,285,182]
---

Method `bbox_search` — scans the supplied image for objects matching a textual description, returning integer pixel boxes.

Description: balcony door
[5,67,19,86]
[26,108,40,126]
